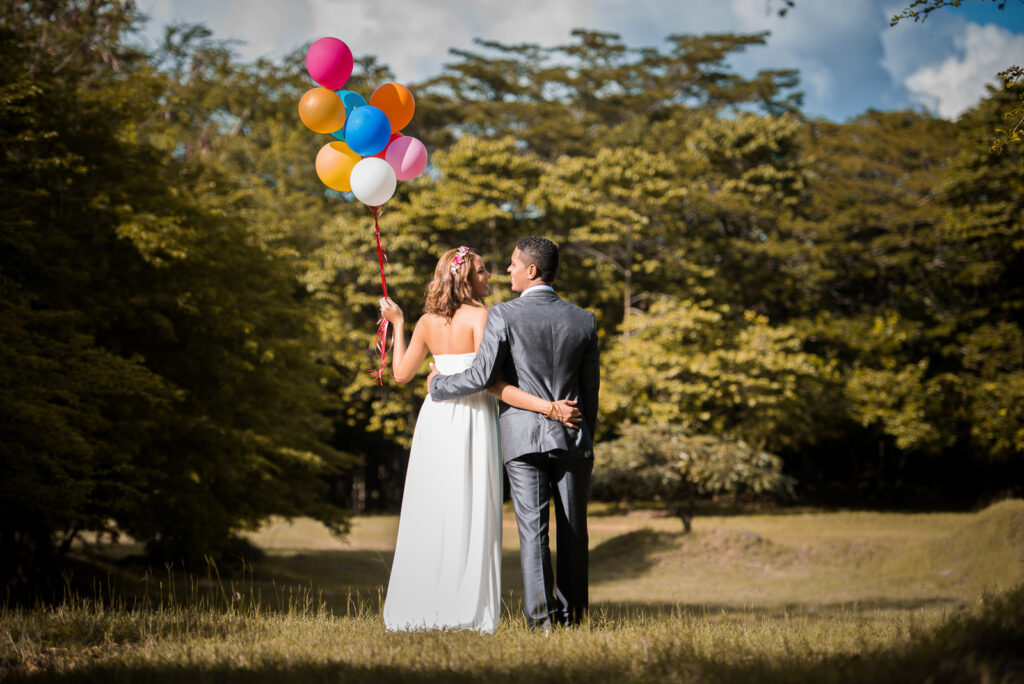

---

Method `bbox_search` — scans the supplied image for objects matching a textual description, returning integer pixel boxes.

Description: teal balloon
[344,105,392,157]
[337,90,367,116]
[331,90,367,141]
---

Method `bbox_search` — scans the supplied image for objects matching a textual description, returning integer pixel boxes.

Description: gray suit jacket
[429,288,600,463]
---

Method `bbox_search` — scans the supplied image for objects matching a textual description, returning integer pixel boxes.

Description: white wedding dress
[382,353,503,633]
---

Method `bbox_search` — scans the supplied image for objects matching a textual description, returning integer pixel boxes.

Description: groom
[428,236,600,629]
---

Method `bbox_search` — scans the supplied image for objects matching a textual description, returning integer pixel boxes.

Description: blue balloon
[331,90,368,141]
[344,105,392,156]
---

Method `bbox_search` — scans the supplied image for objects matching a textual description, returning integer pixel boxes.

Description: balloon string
[376,205,392,282]
[369,205,391,384]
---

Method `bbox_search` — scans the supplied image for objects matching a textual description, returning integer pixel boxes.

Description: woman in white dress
[378,246,580,633]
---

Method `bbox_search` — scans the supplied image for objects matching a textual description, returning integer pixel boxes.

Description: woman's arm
[467,309,579,428]
[380,297,430,384]
[487,380,581,429]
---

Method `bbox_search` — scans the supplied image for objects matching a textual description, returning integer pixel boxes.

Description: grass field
[2,499,1023,683]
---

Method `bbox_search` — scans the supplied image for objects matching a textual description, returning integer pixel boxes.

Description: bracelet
[546,401,557,419]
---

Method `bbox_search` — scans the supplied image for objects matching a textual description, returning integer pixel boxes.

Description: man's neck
[520,283,554,296]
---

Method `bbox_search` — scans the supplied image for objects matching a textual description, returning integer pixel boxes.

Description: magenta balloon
[384,136,428,181]
[306,37,353,90]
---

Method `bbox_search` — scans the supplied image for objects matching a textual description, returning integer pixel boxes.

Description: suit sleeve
[429,306,509,400]
[580,312,600,437]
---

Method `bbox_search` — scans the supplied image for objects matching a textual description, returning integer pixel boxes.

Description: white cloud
[141,0,598,83]
[878,1,964,83]
[702,0,902,119]
[487,0,596,47]
[903,22,1024,118]
[138,0,311,57]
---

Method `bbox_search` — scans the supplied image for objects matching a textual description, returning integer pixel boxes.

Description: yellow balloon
[315,141,360,191]
[298,88,346,134]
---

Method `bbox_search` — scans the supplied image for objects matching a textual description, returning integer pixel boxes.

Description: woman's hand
[549,399,581,429]
[379,297,404,324]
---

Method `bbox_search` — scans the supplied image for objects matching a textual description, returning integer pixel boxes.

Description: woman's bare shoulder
[417,312,447,327]
[411,312,446,340]
[455,303,489,320]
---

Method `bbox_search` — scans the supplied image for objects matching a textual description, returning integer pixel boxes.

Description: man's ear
[526,263,538,279]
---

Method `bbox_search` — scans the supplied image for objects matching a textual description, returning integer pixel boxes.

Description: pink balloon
[306,37,353,90]
[384,136,428,181]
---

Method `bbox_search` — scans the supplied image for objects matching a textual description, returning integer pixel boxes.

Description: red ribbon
[369,205,391,384]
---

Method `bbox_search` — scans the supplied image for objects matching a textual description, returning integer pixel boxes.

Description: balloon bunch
[298,37,429,383]
[299,37,428,201]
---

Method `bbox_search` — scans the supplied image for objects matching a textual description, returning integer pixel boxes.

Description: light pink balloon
[384,136,428,181]
[306,37,353,90]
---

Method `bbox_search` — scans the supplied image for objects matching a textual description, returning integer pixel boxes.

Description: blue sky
[137,0,1024,122]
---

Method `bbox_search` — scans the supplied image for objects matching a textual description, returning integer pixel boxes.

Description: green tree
[762,111,963,496]
[418,29,802,160]
[531,146,696,341]
[934,88,1024,462]
[602,297,835,452]
[592,422,794,532]
[1,0,183,584]
[0,1,354,585]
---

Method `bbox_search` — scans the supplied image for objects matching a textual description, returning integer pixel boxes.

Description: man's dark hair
[516,236,559,284]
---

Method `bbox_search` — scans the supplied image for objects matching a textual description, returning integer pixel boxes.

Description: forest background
[2,0,1022,588]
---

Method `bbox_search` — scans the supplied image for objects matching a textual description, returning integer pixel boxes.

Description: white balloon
[349,157,397,207]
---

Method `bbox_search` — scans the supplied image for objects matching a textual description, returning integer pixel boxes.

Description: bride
[378,245,579,633]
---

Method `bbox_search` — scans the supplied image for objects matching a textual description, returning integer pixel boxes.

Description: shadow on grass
[588,500,992,519]
[588,501,825,519]
[589,528,681,581]
[0,661,689,684]
[587,595,962,623]
[254,549,392,608]
[255,549,533,616]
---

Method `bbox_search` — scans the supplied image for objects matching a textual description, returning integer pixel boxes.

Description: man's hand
[426,362,440,390]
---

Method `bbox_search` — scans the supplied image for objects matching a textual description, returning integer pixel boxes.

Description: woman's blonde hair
[423,246,484,320]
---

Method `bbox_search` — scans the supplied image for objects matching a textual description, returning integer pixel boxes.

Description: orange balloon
[370,82,415,133]
[298,88,346,134]
[315,141,361,191]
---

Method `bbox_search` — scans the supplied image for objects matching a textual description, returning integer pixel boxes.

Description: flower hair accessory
[450,245,471,277]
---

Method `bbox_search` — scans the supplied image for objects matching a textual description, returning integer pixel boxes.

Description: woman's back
[421,305,488,356]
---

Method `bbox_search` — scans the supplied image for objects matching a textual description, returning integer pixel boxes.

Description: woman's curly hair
[423,246,484,321]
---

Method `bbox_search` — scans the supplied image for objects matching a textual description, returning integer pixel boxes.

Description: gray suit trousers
[505,452,592,628]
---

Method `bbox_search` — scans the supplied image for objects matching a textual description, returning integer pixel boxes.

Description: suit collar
[519,284,555,298]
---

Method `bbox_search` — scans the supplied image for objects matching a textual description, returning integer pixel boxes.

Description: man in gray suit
[428,236,600,629]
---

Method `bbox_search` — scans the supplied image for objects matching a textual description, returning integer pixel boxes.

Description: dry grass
[2,500,1022,683]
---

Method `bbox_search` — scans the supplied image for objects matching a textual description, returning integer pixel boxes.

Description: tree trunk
[672,495,694,534]
[622,226,633,354]
[489,217,499,280]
